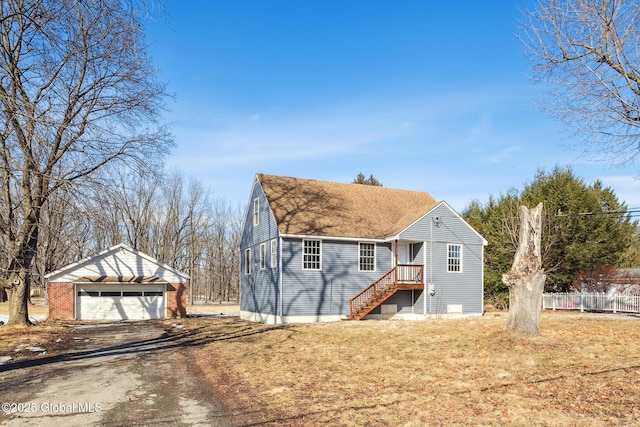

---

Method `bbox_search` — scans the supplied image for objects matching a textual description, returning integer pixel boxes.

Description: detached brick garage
[45,243,189,321]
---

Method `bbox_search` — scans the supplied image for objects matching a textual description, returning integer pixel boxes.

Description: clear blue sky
[145,0,640,212]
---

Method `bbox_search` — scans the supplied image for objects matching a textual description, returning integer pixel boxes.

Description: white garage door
[76,284,166,320]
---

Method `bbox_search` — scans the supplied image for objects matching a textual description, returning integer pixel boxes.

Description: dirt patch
[187,302,239,316]
[0,300,49,317]
[0,324,70,365]
[184,312,640,426]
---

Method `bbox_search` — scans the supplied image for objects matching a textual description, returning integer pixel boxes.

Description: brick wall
[48,282,75,320]
[166,283,187,318]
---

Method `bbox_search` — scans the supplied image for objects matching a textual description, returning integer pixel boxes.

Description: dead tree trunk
[502,203,546,334]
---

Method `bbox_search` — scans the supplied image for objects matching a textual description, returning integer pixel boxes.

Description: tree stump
[502,203,546,334]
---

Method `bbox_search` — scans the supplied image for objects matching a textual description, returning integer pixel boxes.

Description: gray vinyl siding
[368,290,420,315]
[240,183,485,321]
[400,204,484,315]
[239,178,281,315]
[280,239,393,317]
[399,203,485,246]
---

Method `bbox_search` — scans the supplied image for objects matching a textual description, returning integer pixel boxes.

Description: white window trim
[358,242,376,272]
[270,239,277,269]
[245,248,251,275]
[260,243,266,270]
[302,239,322,270]
[253,198,260,226]
[447,243,463,273]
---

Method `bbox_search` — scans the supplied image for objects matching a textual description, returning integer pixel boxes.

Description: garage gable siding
[47,244,189,321]
[46,244,189,284]
[50,253,186,283]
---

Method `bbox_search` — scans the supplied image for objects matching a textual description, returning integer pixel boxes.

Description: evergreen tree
[464,167,637,298]
[353,172,383,186]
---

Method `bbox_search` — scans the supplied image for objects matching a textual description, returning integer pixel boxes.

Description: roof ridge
[257,173,438,199]
[257,173,439,239]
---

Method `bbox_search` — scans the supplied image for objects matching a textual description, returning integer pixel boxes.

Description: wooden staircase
[349,264,424,320]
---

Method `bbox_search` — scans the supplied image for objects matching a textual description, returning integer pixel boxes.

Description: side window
[260,243,266,270]
[245,248,251,275]
[359,242,375,271]
[302,239,321,270]
[270,239,277,268]
[253,198,260,225]
[447,244,462,273]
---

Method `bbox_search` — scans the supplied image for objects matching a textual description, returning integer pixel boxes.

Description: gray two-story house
[240,173,487,324]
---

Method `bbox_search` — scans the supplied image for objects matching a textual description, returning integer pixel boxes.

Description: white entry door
[76,284,166,320]
[398,243,411,264]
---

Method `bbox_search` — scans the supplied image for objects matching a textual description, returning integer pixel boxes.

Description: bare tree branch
[0,0,171,325]
[521,0,640,164]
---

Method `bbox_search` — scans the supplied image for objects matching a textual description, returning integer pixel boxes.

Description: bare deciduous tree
[521,0,640,164]
[86,167,242,305]
[0,0,171,325]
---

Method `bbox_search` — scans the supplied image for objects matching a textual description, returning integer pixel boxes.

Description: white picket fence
[543,292,640,314]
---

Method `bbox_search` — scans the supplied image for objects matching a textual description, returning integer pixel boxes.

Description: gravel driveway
[0,321,233,426]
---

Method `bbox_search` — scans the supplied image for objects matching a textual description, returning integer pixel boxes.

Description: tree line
[20,167,243,304]
[463,167,640,308]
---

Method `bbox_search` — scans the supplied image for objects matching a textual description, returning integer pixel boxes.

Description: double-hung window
[260,243,266,270]
[270,239,277,268]
[253,198,260,225]
[244,248,251,275]
[303,239,321,270]
[359,242,376,271]
[447,244,462,272]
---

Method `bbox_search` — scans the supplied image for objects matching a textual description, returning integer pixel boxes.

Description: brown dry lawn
[187,312,640,426]
[2,304,640,426]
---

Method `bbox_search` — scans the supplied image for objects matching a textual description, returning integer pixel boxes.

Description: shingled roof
[257,174,439,239]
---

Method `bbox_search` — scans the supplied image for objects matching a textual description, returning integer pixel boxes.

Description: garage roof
[45,243,190,283]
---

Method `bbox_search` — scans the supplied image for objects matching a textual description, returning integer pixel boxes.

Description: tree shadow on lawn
[0,320,292,374]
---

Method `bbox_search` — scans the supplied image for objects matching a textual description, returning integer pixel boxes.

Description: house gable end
[397,202,487,245]
[240,174,280,249]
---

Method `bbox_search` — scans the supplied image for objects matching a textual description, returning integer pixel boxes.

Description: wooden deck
[349,265,424,320]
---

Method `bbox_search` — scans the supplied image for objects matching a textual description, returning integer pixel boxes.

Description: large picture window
[447,244,462,272]
[303,239,321,270]
[359,242,375,271]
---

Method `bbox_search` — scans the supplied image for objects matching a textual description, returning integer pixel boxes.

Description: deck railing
[349,264,423,319]
[543,292,640,314]
[397,264,424,284]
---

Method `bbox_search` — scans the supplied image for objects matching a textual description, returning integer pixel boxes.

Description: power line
[555,208,640,219]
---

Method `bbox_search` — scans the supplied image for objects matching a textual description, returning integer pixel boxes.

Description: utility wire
[555,208,640,219]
